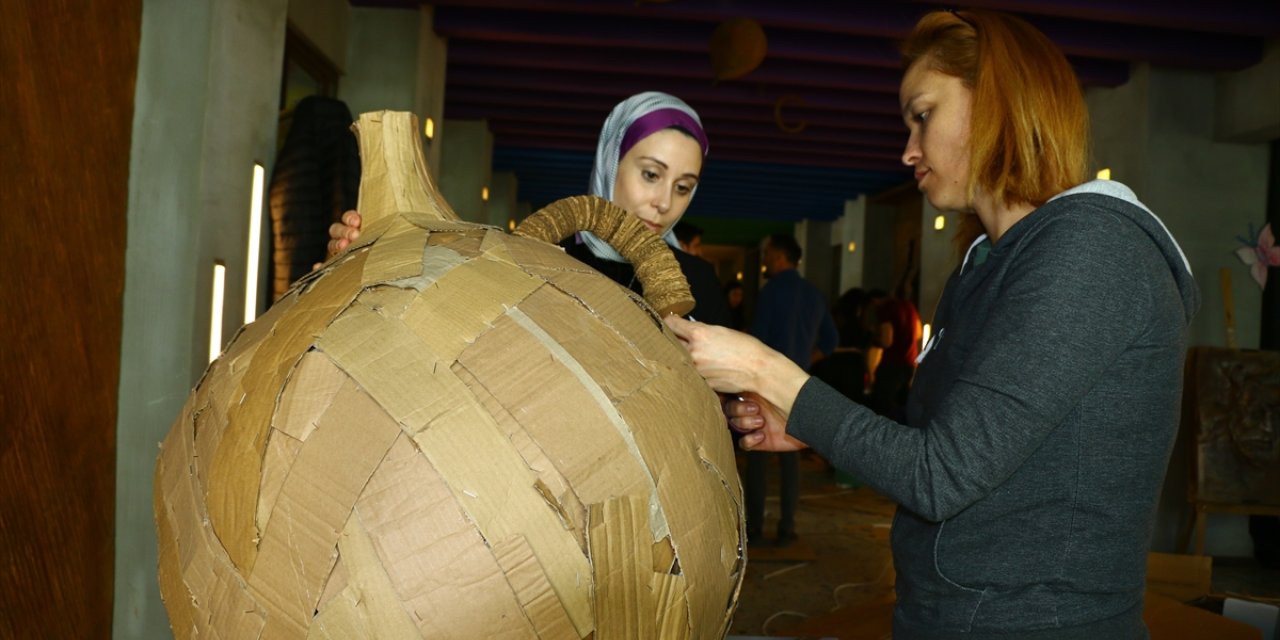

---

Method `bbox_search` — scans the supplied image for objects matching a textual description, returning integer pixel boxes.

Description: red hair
[902,10,1089,249]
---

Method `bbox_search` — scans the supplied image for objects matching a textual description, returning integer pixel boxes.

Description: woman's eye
[914,111,929,123]
[642,169,659,181]
[675,184,693,196]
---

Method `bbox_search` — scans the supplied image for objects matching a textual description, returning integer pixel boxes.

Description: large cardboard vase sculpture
[153,111,745,639]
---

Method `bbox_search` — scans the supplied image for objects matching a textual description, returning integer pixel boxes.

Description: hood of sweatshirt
[1047,179,1200,323]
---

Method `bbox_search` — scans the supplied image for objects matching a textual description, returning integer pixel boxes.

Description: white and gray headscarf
[580,91,709,262]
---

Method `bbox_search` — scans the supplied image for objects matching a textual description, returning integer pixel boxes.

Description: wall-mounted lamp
[210,261,226,363]
[508,218,516,232]
[847,241,857,253]
[1096,168,1111,180]
[736,271,744,281]
[481,186,490,201]
[424,116,435,141]
[934,214,946,231]
[245,163,264,324]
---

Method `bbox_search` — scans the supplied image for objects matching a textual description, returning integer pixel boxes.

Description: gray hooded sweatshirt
[789,180,1199,639]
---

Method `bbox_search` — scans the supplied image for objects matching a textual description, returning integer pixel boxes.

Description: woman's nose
[901,133,921,166]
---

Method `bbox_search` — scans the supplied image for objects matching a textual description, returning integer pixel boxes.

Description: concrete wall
[440,118,495,223]
[285,0,348,70]
[114,0,288,636]
[1088,63,1275,557]
[919,201,960,327]
[337,6,447,182]
[489,171,520,229]
[834,197,868,295]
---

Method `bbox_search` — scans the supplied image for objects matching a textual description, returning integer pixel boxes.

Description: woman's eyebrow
[639,156,669,169]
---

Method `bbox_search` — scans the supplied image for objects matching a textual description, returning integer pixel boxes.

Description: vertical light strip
[244,163,265,324]
[210,261,226,363]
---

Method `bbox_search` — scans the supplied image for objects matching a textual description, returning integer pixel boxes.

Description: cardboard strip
[614,372,743,639]
[589,495,656,640]
[492,535,579,638]
[653,573,691,640]
[316,301,457,436]
[411,379,596,636]
[426,230,484,256]
[307,512,420,639]
[255,428,303,540]
[537,269,672,363]
[517,285,656,403]
[361,217,429,286]
[154,405,199,640]
[456,311,653,517]
[453,363,587,551]
[356,435,536,638]
[397,211,476,233]
[246,379,402,638]
[506,305,669,541]
[504,232,593,273]
[156,399,267,639]
[208,251,369,574]
[400,254,543,362]
[272,350,347,443]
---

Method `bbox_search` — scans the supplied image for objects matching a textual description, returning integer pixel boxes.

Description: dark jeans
[745,450,799,537]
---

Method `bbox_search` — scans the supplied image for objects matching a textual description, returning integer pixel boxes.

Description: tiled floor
[727,453,1280,637]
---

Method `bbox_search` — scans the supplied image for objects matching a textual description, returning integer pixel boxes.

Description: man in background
[746,233,838,546]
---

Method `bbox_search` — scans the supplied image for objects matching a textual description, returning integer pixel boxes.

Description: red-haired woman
[667,9,1198,638]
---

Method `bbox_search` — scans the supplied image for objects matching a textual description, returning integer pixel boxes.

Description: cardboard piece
[154,111,744,639]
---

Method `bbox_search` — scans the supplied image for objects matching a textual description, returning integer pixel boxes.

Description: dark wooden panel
[0,0,140,635]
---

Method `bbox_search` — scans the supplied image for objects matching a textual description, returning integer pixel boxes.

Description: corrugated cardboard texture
[154,111,744,638]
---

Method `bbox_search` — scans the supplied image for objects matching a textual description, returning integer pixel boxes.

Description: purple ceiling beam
[433,4,1265,72]
[445,65,904,115]
[444,87,909,132]
[906,0,1280,38]
[433,7,905,68]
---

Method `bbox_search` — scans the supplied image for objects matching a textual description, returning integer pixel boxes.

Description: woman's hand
[725,393,809,452]
[664,315,811,451]
[314,210,364,270]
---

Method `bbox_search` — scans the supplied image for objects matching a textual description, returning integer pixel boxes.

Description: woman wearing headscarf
[326,92,730,326]
[566,91,730,326]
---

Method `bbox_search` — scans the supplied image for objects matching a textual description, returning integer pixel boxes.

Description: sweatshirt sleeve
[789,211,1152,521]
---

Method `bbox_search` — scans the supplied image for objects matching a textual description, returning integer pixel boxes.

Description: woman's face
[613,128,703,235]
[899,60,974,213]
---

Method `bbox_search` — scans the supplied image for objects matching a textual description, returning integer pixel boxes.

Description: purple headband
[618,108,709,161]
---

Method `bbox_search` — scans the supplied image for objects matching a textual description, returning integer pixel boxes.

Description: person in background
[674,221,704,257]
[870,276,922,422]
[743,233,838,547]
[809,287,872,405]
[723,280,746,331]
[327,91,731,327]
[665,8,1198,638]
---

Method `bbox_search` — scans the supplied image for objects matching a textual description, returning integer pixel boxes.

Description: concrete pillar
[919,201,961,326]
[115,0,288,635]
[489,171,519,230]
[339,6,446,180]
[835,196,868,295]
[440,118,494,223]
[1088,63,1273,558]
[286,0,349,70]
[416,7,447,180]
